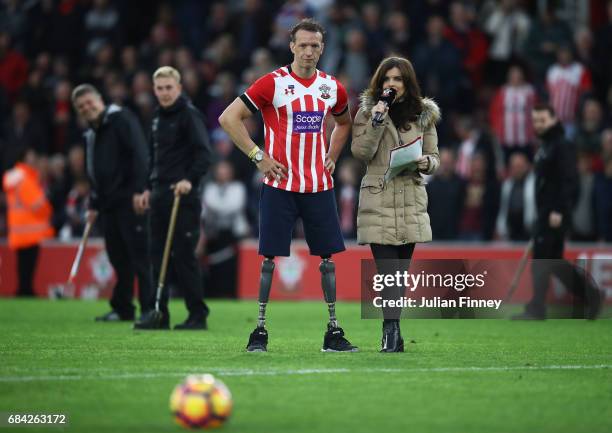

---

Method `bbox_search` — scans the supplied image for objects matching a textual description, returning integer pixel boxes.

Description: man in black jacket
[513,104,602,319]
[134,66,213,330]
[72,84,153,322]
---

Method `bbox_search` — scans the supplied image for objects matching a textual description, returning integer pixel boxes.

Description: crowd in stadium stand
[1,0,612,246]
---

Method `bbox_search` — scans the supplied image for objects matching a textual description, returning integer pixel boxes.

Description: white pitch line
[0,365,610,383]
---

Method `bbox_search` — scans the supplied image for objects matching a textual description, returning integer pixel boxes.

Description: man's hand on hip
[324,156,336,175]
[257,153,288,182]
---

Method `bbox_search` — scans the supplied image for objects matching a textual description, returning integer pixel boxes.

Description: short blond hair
[153,66,181,83]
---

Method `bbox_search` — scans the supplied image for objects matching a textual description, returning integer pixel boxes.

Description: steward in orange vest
[2,148,54,296]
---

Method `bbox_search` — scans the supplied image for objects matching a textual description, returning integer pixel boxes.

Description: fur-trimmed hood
[358,91,441,131]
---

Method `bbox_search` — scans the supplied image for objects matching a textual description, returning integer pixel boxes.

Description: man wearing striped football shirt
[219,18,356,353]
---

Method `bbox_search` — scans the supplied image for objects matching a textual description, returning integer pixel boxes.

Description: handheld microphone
[372,88,397,127]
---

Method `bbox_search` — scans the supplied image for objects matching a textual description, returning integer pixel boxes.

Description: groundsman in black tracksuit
[518,118,600,319]
[136,94,213,329]
[83,102,153,321]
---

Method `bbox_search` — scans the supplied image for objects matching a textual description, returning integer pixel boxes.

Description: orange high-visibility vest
[2,162,54,249]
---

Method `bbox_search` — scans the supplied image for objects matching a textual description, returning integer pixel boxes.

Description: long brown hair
[367,56,423,130]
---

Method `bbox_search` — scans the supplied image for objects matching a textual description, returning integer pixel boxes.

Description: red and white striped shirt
[241,66,348,193]
[546,62,592,124]
[489,84,536,147]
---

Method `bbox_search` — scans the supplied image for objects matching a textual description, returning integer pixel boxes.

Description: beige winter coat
[351,93,441,245]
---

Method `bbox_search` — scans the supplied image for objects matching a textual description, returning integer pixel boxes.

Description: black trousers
[370,243,416,320]
[17,245,40,297]
[151,189,209,319]
[527,220,594,317]
[204,229,238,298]
[100,204,153,318]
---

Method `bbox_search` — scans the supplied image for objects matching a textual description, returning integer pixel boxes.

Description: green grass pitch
[1,299,611,433]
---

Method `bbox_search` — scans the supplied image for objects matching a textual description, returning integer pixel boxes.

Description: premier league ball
[170,374,233,429]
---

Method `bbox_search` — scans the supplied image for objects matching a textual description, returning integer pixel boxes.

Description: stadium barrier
[1,240,611,303]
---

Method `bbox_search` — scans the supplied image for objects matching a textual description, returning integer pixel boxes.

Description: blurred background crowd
[1,0,612,260]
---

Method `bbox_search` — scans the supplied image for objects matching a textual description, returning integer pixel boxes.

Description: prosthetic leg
[257,257,275,328]
[320,256,338,328]
[246,257,275,352]
[320,256,358,352]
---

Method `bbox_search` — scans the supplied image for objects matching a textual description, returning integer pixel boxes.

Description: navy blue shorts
[259,184,346,257]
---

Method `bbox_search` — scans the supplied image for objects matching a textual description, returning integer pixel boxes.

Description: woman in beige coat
[351,56,440,352]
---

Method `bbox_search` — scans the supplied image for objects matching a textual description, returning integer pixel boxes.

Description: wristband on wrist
[247,146,260,160]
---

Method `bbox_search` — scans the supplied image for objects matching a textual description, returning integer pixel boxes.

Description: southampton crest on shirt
[319,83,331,99]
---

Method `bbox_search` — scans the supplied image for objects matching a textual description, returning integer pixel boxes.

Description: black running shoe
[321,324,358,352]
[246,327,268,352]
[380,321,404,353]
[95,311,134,322]
[133,310,170,330]
[174,317,207,330]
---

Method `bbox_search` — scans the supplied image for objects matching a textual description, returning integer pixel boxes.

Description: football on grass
[170,374,233,429]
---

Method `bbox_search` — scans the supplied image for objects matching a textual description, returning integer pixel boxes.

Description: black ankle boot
[380,321,404,352]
